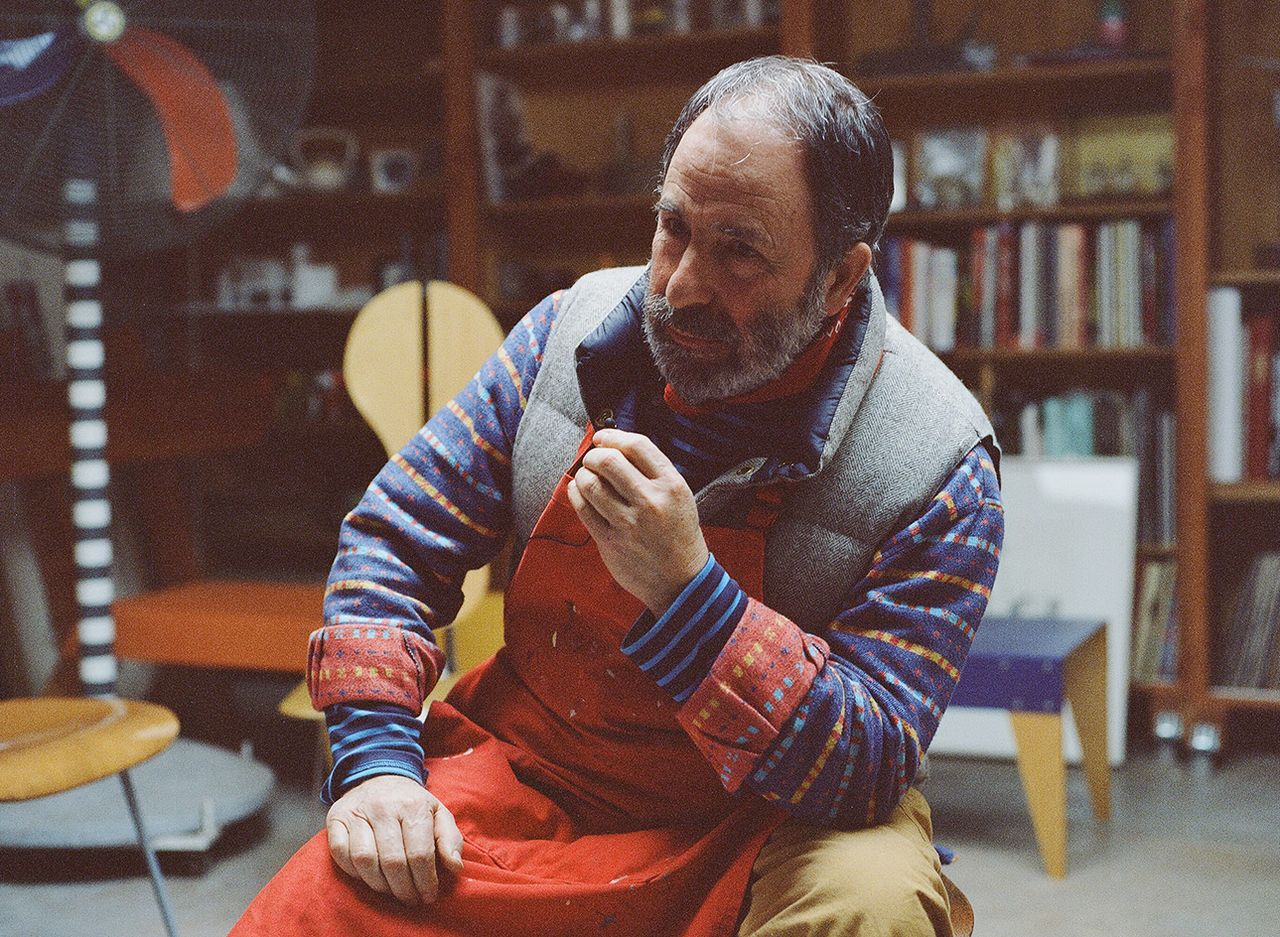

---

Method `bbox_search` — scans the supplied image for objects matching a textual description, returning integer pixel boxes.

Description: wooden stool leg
[1063,629,1111,822]
[1009,710,1067,878]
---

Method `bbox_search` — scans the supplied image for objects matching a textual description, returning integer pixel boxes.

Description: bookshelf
[1186,0,1280,747]
[397,1,1280,753]
[889,198,1172,233]
[159,0,448,576]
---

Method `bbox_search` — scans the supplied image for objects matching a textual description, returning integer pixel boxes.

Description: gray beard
[641,280,829,406]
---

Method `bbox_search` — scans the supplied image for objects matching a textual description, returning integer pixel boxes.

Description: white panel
[79,654,118,685]
[73,499,112,529]
[931,456,1138,766]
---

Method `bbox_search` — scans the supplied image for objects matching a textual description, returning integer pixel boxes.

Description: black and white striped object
[63,176,117,698]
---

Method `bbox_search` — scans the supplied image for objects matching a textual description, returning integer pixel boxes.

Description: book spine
[1207,287,1246,483]
[1244,313,1276,480]
[995,223,1017,348]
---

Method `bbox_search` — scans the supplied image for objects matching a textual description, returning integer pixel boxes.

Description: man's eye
[659,215,687,238]
[730,241,756,259]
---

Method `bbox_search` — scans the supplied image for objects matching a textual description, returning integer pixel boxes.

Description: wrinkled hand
[566,428,709,615]
[326,775,464,907]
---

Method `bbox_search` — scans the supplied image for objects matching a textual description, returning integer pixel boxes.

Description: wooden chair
[278,280,507,753]
[0,696,182,936]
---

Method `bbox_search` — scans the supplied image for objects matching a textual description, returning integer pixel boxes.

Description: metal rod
[119,770,180,937]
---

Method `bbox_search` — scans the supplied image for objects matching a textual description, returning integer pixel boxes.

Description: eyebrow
[653,198,772,251]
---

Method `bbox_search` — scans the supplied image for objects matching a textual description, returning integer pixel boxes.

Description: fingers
[325,777,463,908]
[590,429,672,479]
[580,445,650,502]
[326,816,358,879]
[571,466,634,527]
[371,814,421,906]
[566,476,612,536]
[433,799,466,874]
[401,811,438,904]
[343,815,394,898]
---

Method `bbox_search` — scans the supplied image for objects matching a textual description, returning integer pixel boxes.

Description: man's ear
[821,242,873,317]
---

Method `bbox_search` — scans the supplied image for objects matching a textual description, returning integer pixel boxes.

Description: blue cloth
[0,31,81,107]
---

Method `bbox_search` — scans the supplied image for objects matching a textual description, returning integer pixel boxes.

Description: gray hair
[659,56,894,283]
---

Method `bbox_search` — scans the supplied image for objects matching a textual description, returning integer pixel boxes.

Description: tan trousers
[737,788,952,937]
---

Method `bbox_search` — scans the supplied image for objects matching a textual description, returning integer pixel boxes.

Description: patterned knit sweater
[312,289,1003,827]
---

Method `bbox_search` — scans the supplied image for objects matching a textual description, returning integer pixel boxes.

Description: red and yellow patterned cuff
[307,624,445,710]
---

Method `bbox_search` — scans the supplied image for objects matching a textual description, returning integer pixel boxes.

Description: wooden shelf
[0,371,276,484]
[1210,481,1280,505]
[1129,679,1178,697]
[1211,269,1280,290]
[479,27,779,89]
[176,304,363,318]
[848,56,1172,124]
[940,345,1175,395]
[485,192,655,245]
[1208,686,1280,712]
[889,198,1172,234]
[941,345,1175,368]
[211,188,445,244]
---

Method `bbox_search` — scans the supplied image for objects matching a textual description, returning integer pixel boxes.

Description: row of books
[880,218,1176,353]
[1132,558,1178,683]
[997,387,1176,546]
[1217,551,1280,690]
[1206,287,1280,482]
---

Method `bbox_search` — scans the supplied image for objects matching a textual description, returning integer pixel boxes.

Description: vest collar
[573,267,889,480]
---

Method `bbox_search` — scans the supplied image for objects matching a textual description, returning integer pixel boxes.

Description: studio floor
[1,749,1278,937]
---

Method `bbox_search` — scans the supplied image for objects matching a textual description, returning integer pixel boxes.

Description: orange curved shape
[103,26,238,213]
[0,697,179,801]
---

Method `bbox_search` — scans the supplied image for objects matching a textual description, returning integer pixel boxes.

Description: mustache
[643,292,736,341]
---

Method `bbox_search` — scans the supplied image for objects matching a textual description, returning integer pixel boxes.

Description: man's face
[645,108,835,405]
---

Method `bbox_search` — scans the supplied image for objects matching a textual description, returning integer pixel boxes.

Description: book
[1217,552,1280,689]
[928,246,958,352]
[1132,558,1177,682]
[1244,313,1276,480]
[890,140,908,214]
[1206,287,1246,483]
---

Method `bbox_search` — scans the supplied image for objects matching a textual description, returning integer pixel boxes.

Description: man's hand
[326,775,464,907]
[566,428,709,615]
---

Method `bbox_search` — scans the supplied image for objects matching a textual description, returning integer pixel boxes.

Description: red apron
[234,429,785,936]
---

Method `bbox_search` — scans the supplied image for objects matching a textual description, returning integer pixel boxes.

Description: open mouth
[664,322,730,354]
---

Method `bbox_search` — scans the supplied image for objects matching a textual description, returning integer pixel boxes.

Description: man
[234,56,1002,937]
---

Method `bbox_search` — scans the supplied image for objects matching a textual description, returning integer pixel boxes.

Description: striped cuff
[621,554,748,703]
[321,703,426,805]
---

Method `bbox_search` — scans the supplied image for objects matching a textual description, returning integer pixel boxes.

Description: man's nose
[664,246,713,311]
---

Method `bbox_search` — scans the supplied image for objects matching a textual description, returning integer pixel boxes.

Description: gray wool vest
[511,266,997,633]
